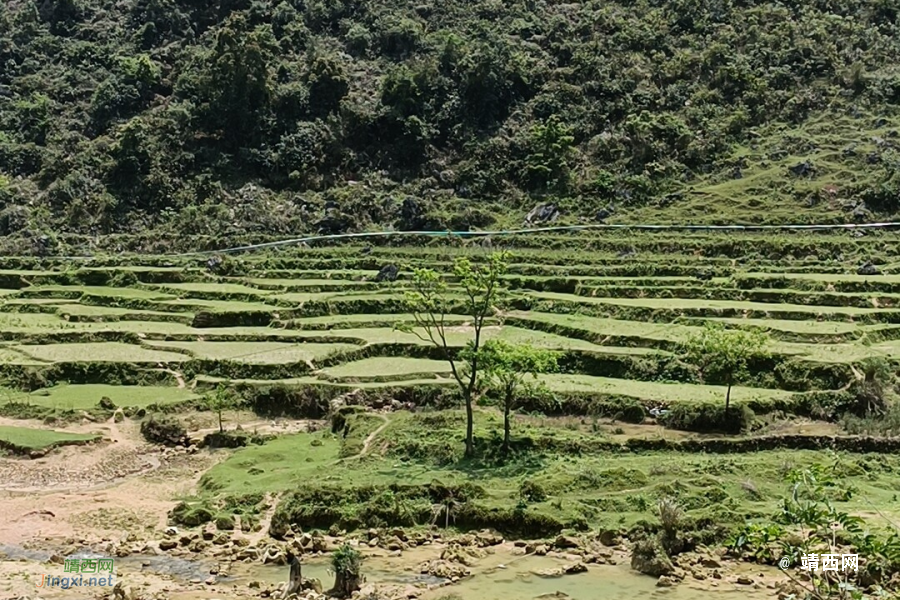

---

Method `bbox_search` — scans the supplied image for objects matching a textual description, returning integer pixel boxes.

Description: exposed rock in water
[419,559,470,579]
[630,539,674,577]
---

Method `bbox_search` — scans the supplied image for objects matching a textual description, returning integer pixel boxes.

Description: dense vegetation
[1,0,900,252]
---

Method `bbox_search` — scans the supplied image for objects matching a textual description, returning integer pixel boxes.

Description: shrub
[518,479,547,502]
[660,403,754,434]
[140,413,189,446]
[215,513,235,530]
[170,501,214,526]
[615,402,646,424]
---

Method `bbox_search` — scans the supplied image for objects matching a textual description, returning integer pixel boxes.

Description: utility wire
[168,221,900,258]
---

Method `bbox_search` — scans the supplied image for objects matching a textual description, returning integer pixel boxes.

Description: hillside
[1,0,900,253]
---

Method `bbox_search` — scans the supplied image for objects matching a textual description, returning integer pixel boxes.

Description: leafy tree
[521,114,574,193]
[478,340,557,453]
[402,251,509,458]
[682,324,769,415]
[205,384,236,433]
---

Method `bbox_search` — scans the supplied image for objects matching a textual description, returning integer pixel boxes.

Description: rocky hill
[1,0,899,251]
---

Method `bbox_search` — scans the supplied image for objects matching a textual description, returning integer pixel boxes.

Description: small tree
[682,324,769,414]
[402,251,509,458]
[205,384,236,433]
[478,340,557,453]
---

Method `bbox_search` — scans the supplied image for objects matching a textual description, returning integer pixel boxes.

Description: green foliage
[682,324,769,411]
[402,251,510,457]
[661,403,755,435]
[205,383,237,433]
[140,413,189,446]
[2,0,900,238]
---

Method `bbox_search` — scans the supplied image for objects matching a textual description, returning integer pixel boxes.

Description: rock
[700,557,722,569]
[212,533,230,545]
[475,531,503,547]
[657,575,678,587]
[368,537,379,548]
[236,547,259,561]
[788,160,815,177]
[565,562,587,574]
[164,526,178,536]
[419,559,470,579]
[375,264,399,282]
[553,535,580,550]
[598,530,620,547]
[298,532,313,548]
[205,576,216,585]
[858,261,880,276]
[535,563,586,578]
[630,539,674,577]
[188,539,208,553]
[202,524,216,541]
[159,539,178,551]
[534,545,549,556]
[524,203,560,225]
[263,549,287,565]
[232,536,250,547]
[737,576,754,585]
[248,581,262,589]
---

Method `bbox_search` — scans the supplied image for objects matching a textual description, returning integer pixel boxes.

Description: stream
[0,543,780,600]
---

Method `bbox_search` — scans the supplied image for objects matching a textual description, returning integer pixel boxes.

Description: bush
[140,413,189,446]
[215,514,235,530]
[630,537,674,577]
[170,501,215,526]
[615,402,646,424]
[518,479,547,502]
[660,403,754,434]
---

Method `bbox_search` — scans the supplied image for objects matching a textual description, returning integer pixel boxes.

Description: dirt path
[340,413,390,462]
[159,367,187,388]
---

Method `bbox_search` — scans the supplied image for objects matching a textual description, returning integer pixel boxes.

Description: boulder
[656,575,678,587]
[598,530,620,547]
[553,535,581,550]
[858,261,880,276]
[419,559,470,579]
[375,264,400,282]
[158,539,178,551]
[630,539,674,577]
[524,203,560,225]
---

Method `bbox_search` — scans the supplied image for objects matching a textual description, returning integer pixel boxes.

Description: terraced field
[4,233,900,600]
[0,236,897,414]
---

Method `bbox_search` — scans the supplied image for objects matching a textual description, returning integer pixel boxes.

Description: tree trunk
[503,391,512,454]
[332,572,362,598]
[725,381,732,415]
[218,408,224,433]
[464,393,475,458]
[282,556,302,599]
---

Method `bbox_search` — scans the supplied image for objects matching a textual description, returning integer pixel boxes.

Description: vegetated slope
[1,0,899,252]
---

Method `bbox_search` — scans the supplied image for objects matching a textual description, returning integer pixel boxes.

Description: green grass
[200,408,900,531]
[0,425,99,450]
[14,342,191,363]
[144,341,358,363]
[20,384,198,409]
[320,357,452,379]
[541,373,794,404]
[20,285,175,300]
[153,282,275,295]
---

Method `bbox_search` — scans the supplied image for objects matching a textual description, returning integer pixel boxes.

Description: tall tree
[478,340,557,453]
[403,251,509,458]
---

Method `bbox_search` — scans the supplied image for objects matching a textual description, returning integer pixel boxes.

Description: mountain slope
[0,0,899,250]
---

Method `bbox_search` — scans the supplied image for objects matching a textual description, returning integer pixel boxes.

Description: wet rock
[419,559,470,579]
[375,264,399,282]
[737,576,754,585]
[598,530,620,547]
[475,531,503,547]
[159,539,178,551]
[657,575,678,587]
[631,539,674,577]
[553,535,580,550]
[263,548,287,565]
[858,261,880,275]
[535,562,587,578]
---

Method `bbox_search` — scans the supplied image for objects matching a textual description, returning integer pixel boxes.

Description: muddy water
[1,543,779,600]
[232,550,778,600]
